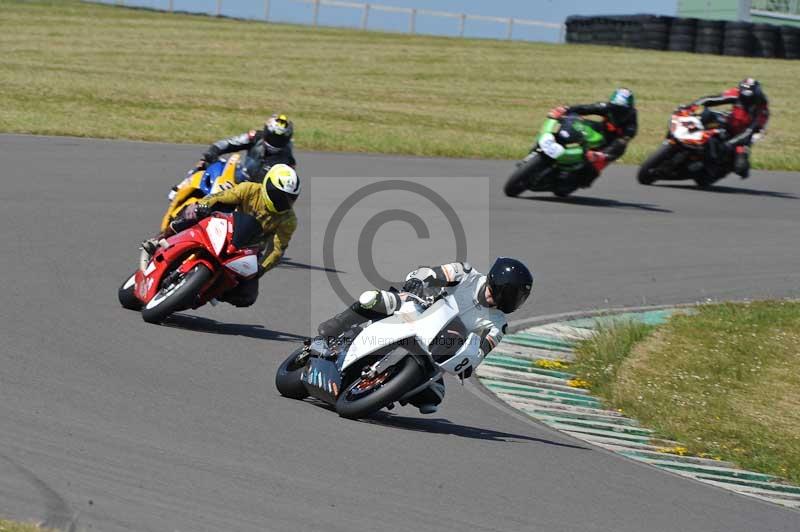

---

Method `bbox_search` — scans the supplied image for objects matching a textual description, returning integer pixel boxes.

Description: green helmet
[608,88,635,124]
[609,87,635,108]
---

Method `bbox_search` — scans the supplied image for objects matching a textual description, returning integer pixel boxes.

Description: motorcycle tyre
[141,264,212,324]
[638,144,676,185]
[336,356,423,420]
[118,271,143,311]
[504,154,548,197]
[275,347,311,399]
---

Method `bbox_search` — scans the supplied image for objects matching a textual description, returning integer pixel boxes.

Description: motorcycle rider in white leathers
[317,258,533,414]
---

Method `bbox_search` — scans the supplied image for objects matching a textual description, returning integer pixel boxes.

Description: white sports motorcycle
[275,293,483,419]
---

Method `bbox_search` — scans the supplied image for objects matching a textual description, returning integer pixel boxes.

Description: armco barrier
[566,13,798,59]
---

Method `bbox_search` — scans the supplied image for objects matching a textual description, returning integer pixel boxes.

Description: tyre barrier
[565,14,798,59]
[780,25,800,59]
[723,21,753,57]
[752,23,779,58]
[668,17,696,53]
[695,19,724,55]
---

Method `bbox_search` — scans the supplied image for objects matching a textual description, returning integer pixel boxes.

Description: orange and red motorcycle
[637,106,728,187]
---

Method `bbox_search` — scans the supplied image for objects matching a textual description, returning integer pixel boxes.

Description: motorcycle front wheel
[504,154,548,197]
[637,144,676,185]
[275,347,311,399]
[141,264,212,324]
[336,356,423,420]
[118,271,142,311]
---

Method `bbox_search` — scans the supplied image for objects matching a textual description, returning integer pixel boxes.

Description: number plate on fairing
[437,334,482,376]
[539,133,565,159]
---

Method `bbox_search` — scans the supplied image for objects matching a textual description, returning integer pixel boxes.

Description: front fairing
[302,356,342,405]
[341,296,460,372]
[537,116,602,166]
[135,215,233,303]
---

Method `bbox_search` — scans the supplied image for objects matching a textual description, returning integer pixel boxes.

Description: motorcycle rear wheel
[693,174,719,188]
[504,154,548,197]
[141,264,212,324]
[638,144,676,185]
[336,356,423,420]
[118,271,142,311]
[275,347,311,399]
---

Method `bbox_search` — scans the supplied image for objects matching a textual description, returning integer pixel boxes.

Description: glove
[184,202,211,221]
[586,150,609,173]
[402,277,425,297]
[195,203,211,219]
[548,106,567,119]
[203,148,220,162]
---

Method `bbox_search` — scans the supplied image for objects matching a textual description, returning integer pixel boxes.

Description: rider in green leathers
[548,88,638,189]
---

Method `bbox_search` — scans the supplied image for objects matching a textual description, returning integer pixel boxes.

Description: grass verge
[0,520,51,532]
[573,302,800,483]
[1,0,799,168]
[572,319,655,398]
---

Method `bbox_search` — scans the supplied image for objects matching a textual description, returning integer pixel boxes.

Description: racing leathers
[165,182,297,307]
[689,88,769,178]
[552,102,638,189]
[317,262,507,413]
[202,129,297,182]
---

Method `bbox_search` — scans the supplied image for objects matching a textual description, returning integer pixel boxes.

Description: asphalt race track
[1,134,799,532]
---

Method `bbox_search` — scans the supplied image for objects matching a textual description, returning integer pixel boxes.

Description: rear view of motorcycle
[638,107,730,187]
[160,153,241,233]
[275,293,483,419]
[504,113,606,198]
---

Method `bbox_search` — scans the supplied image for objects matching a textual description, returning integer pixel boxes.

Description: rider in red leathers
[682,78,769,178]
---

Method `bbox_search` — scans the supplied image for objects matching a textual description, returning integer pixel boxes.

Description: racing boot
[553,171,578,197]
[139,234,169,271]
[317,290,399,341]
[408,378,445,414]
[317,303,368,341]
[734,147,750,179]
[140,233,169,257]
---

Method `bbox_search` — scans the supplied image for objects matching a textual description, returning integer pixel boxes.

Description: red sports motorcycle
[118,212,262,323]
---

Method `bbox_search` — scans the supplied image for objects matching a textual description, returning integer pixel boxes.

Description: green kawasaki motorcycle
[504,113,606,198]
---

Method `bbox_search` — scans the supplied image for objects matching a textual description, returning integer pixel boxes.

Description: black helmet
[608,87,635,124]
[263,113,294,149]
[487,257,533,314]
[738,78,764,107]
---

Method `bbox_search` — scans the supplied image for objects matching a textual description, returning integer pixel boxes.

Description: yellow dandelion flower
[566,378,591,389]
[535,359,569,370]
[657,446,689,456]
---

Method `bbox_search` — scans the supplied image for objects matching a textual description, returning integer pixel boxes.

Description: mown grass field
[0,519,49,532]
[1,0,799,169]
[573,302,800,484]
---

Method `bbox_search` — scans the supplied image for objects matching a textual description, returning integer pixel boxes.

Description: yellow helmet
[262,164,300,213]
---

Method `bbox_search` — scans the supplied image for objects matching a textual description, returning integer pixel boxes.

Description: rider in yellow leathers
[143,164,300,307]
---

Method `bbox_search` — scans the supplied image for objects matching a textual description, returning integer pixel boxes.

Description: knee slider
[358,290,381,309]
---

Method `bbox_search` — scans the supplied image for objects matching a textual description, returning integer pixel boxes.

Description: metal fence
[107,0,565,42]
[751,0,800,18]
